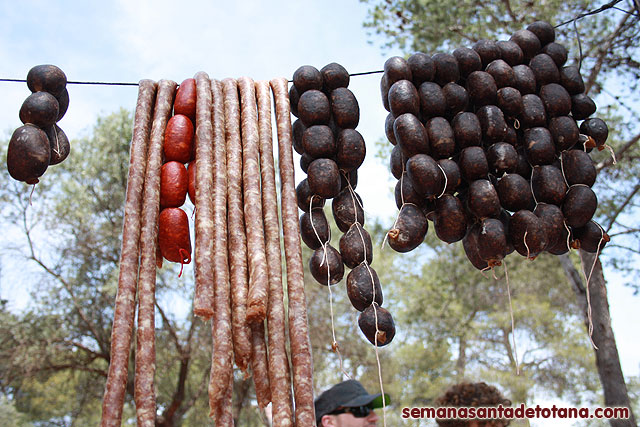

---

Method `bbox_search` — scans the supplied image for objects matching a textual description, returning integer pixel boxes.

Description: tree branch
[607,243,640,254]
[33,363,108,378]
[604,179,640,232]
[155,301,185,357]
[62,339,110,361]
[158,355,190,427]
[609,228,640,238]
[21,207,108,356]
[501,0,519,23]
[596,131,640,172]
[584,12,630,95]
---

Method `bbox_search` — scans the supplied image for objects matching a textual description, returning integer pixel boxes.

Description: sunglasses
[329,405,373,418]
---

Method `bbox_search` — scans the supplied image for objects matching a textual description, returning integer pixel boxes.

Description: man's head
[435,382,511,427]
[314,380,388,426]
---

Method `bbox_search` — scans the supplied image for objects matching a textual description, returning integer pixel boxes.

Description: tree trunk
[233,378,252,424]
[455,335,467,380]
[559,252,637,427]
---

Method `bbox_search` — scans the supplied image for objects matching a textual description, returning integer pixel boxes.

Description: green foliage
[361,0,590,53]
[0,393,32,427]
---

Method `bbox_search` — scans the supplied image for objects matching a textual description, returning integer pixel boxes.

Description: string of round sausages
[7,64,71,186]
[291,63,397,349]
[157,77,196,280]
[381,20,611,270]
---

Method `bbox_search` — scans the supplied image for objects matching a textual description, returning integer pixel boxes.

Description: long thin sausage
[222,78,251,373]
[213,377,235,425]
[270,77,316,427]
[135,79,177,427]
[250,322,272,408]
[238,76,269,325]
[193,72,215,319]
[255,80,294,426]
[207,78,234,422]
[101,79,157,427]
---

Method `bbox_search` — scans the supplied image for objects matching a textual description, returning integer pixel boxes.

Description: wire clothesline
[0,0,635,89]
[0,71,386,88]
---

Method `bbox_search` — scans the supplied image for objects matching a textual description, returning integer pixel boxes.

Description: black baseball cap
[314,380,389,425]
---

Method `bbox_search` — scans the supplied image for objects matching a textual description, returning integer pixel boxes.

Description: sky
[0,0,638,424]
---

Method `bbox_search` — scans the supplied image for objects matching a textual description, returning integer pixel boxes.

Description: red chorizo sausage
[160,161,188,208]
[187,161,196,205]
[164,114,194,163]
[270,77,316,427]
[158,207,191,264]
[101,79,157,427]
[174,78,197,124]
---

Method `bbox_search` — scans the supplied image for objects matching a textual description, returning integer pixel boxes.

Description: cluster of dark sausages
[290,63,396,347]
[101,76,316,426]
[381,21,610,270]
[7,64,70,185]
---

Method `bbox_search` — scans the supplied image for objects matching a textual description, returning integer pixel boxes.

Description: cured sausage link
[238,76,270,324]
[135,79,177,427]
[213,379,234,425]
[207,79,234,422]
[222,78,252,373]
[250,322,272,408]
[255,80,294,425]
[193,71,215,319]
[101,79,157,427]
[270,77,316,427]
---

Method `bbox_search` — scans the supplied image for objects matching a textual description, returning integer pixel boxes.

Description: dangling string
[29,183,36,206]
[326,259,350,379]
[309,196,349,378]
[559,152,570,188]
[51,125,61,157]
[579,224,607,350]
[523,229,531,260]
[563,221,573,253]
[345,170,386,426]
[435,162,448,199]
[529,168,539,206]
[574,17,584,72]
[178,248,190,278]
[503,260,520,375]
[371,303,387,427]
[603,144,617,164]
[382,164,406,250]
